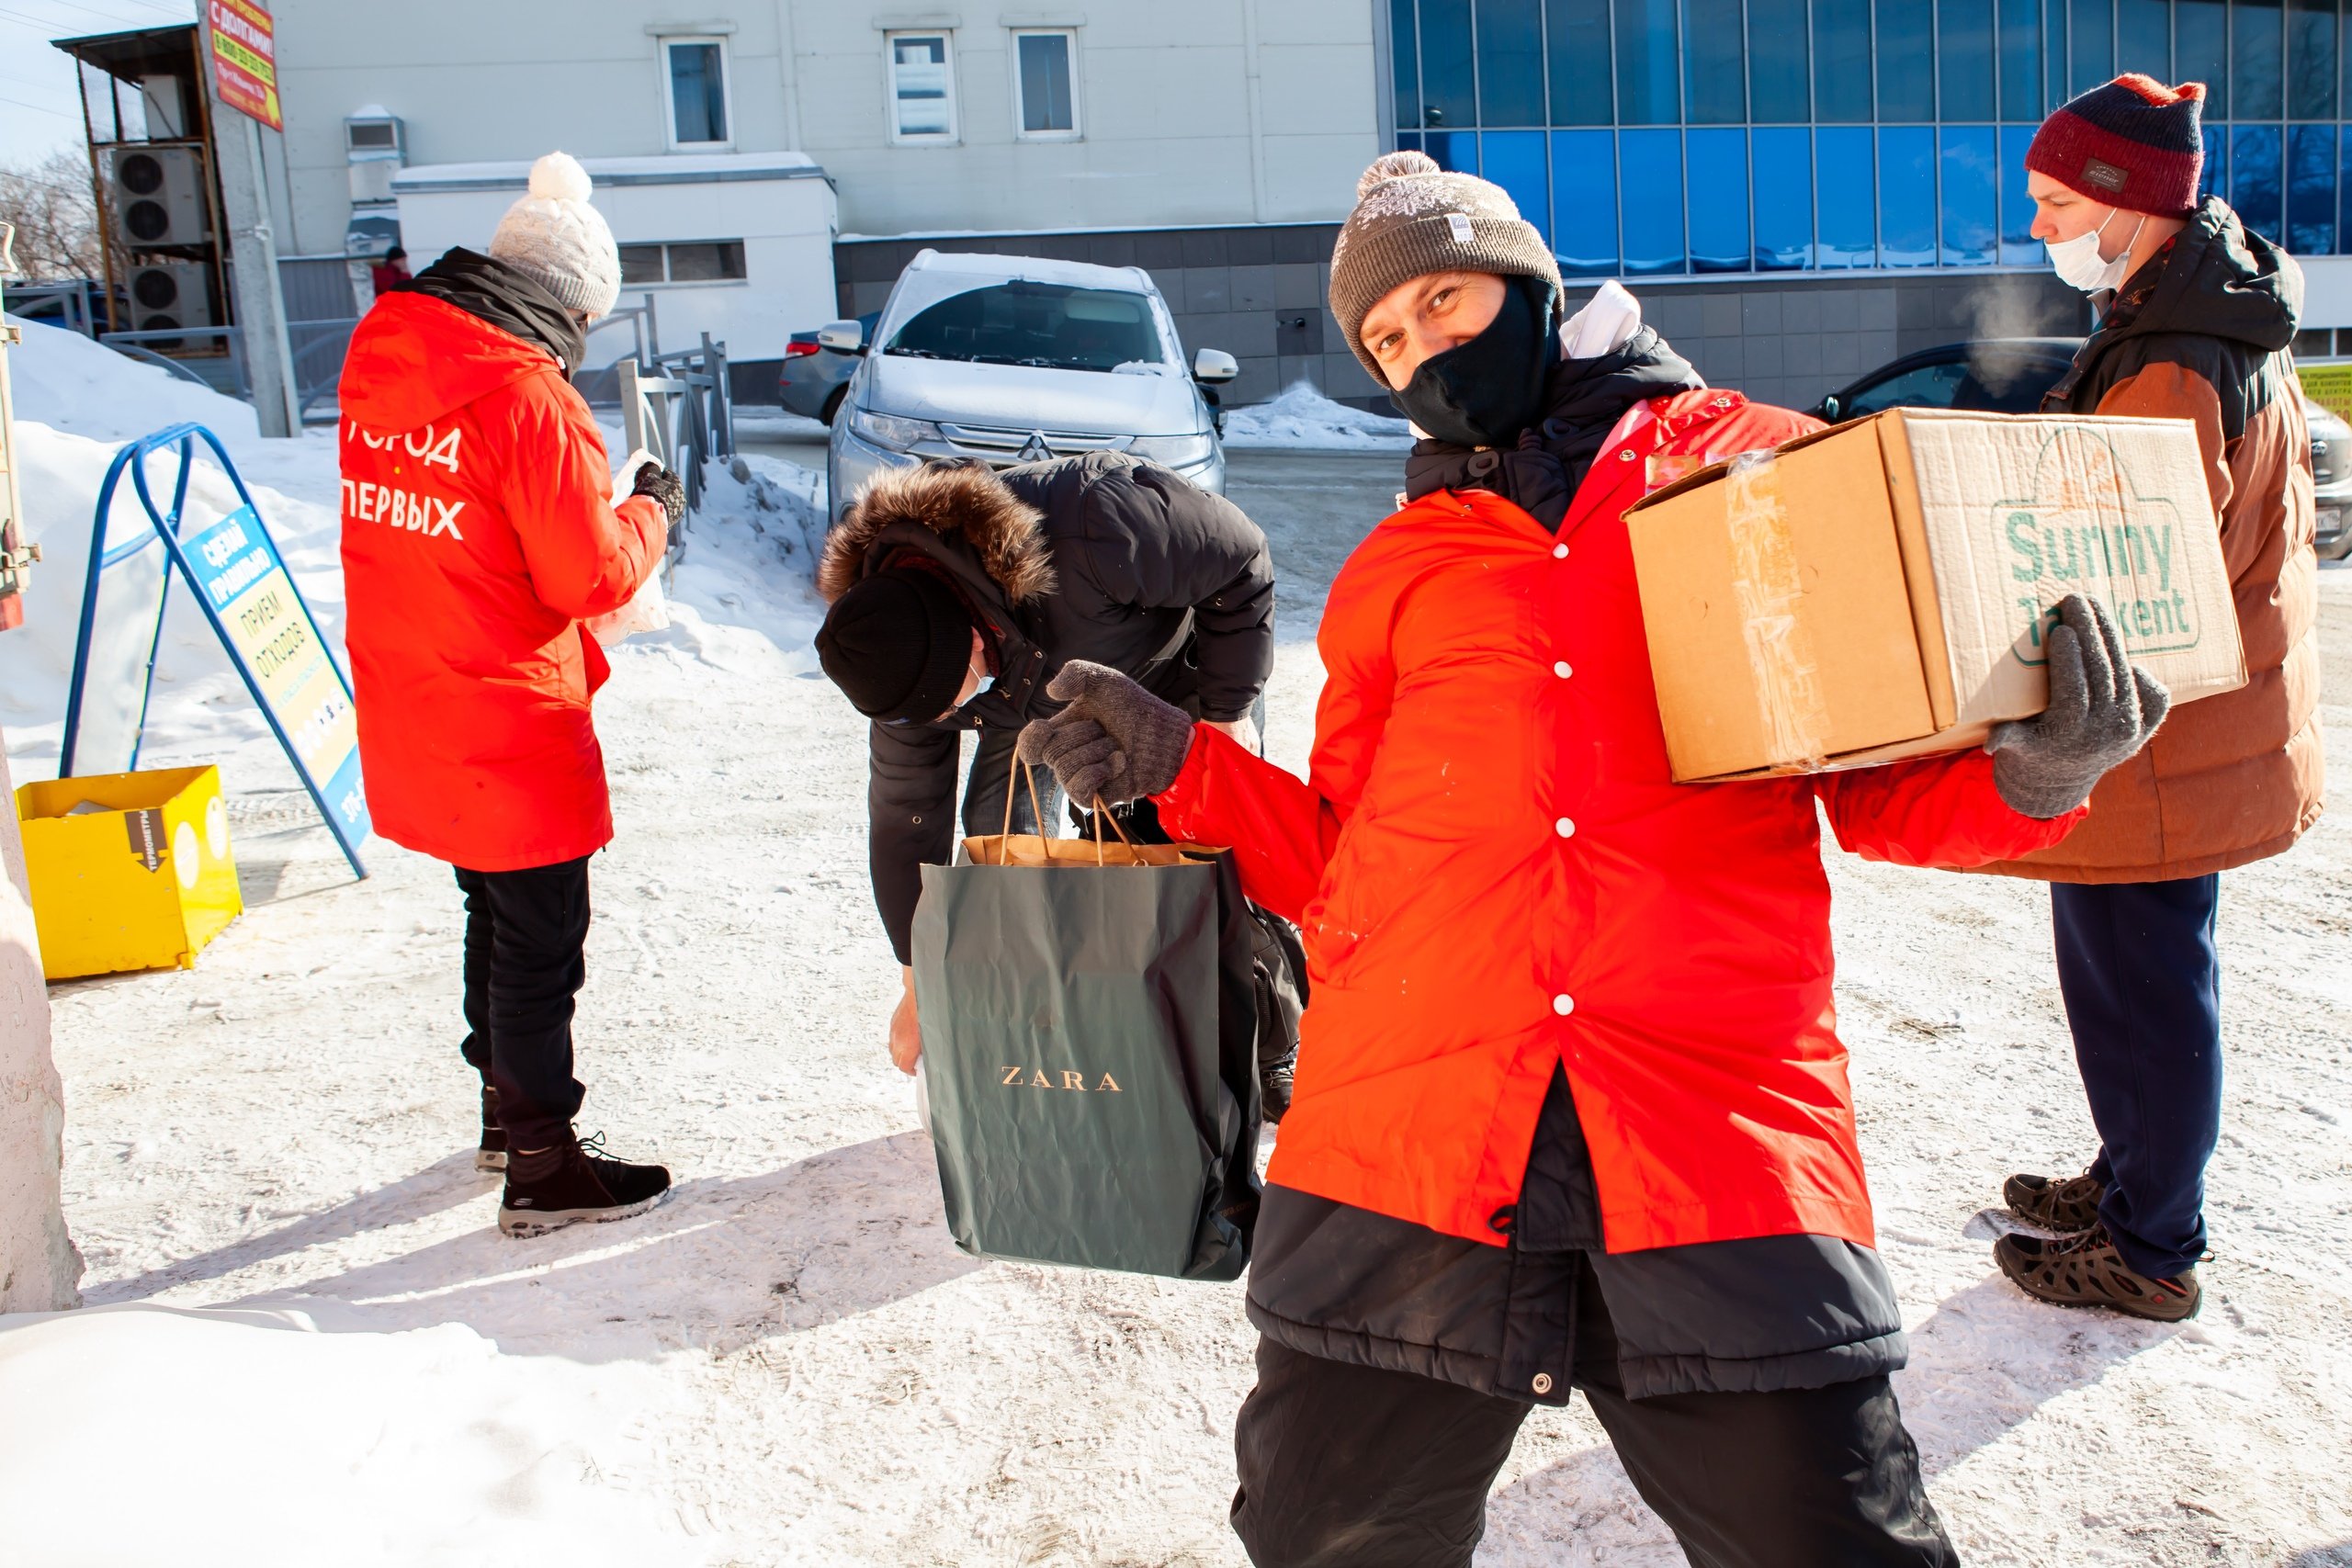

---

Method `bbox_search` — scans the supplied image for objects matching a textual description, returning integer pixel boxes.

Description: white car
[825,250,1234,525]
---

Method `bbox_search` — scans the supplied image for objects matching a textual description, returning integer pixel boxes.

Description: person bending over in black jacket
[815,452,1275,1073]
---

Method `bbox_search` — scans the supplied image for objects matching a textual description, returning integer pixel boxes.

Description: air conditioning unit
[109,147,209,249]
[126,262,215,347]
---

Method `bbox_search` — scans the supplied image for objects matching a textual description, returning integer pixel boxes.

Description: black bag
[911,768,1262,1280]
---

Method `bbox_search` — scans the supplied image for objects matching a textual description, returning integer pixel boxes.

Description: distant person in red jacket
[337,152,685,1237]
[1023,152,2172,1567]
[368,244,410,299]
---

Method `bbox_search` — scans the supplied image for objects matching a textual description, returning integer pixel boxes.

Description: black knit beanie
[815,570,976,724]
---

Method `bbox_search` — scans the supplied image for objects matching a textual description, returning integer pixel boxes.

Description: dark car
[1814,337,2352,558]
[778,310,878,424]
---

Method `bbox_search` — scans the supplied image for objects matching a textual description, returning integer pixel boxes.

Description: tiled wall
[835,226,2090,416]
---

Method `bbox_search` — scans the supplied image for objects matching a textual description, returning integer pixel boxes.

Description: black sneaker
[2003,1168,2103,1233]
[476,1084,507,1173]
[499,1132,673,1237]
[1260,1055,1295,1125]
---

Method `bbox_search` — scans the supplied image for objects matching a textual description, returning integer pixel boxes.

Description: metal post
[201,16,300,438]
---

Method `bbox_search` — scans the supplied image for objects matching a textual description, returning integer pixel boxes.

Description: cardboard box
[1625,409,2247,783]
[14,765,243,978]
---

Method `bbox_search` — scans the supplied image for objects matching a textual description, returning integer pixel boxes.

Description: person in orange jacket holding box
[1020,152,2168,1568]
[339,152,684,1238]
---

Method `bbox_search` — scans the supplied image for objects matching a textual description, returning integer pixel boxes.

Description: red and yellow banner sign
[206,0,280,130]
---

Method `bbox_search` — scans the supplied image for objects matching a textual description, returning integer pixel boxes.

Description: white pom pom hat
[487,152,621,319]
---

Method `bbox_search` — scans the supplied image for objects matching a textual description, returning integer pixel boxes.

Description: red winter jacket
[1157,389,2084,1255]
[337,293,666,872]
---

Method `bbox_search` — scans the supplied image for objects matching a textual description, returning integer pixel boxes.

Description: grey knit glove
[1017,661,1195,807]
[632,461,686,525]
[1986,592,2171,819]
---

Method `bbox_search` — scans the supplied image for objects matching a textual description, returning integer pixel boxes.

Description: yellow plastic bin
[14,765,243,978]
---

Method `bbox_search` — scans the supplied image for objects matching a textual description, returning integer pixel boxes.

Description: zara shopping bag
[910,764,1261,1280]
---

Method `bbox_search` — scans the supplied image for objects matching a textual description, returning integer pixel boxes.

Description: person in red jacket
[338,152,685,1237]
[1022,152,2169,1567]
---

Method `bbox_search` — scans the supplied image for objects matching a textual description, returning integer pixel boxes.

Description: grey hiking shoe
[1994,1224,2201,1322]
[2003,1169,2103,1233]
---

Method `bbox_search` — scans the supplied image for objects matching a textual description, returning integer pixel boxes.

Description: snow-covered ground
[5,321,2351,1565]
[1219,381,1414,452]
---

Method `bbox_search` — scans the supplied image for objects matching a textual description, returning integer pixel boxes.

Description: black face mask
[1390,274,1557,448]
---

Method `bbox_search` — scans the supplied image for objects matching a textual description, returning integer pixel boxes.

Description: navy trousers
[455,856,592,1152]
[2050,874,2223,1280]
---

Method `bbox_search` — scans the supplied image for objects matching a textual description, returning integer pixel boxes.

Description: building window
[616,241,748,287]
[888,33,957,142]
[662,37,730,149]
[1014,30,1080,138]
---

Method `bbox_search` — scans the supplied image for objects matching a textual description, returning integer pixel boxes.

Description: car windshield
[883,281,1165,373]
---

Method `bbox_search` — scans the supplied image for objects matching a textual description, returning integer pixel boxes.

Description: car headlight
[1127,431,1218,468]
[848,408,946,451]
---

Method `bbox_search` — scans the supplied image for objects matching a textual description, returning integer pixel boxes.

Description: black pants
[2051,874,2223,1280]
[1232,1266,1954,1568]
[454,856,592,1152]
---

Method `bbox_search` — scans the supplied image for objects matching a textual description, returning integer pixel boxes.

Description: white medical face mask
[2045,205,2146,294]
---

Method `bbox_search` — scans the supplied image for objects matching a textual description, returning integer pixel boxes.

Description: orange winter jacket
[1157,389,2085,1255]
[337,293,666,872]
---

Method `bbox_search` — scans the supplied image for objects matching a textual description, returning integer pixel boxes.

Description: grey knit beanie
[488,152,621,319]
[1329,151,1564,382]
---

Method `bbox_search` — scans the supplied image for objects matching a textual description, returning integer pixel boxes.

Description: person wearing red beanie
[1988,76,2323,1324]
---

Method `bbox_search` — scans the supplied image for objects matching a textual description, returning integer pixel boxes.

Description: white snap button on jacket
[1555,818,1576,838]
[1553,994,1575,1016]
[1553,542,1569,558]
[1554,661,1573,679]
[1618,449,1635,462]
[1532,1372,1555,1394]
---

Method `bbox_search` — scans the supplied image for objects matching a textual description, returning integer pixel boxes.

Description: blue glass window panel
[1749,0,1812,121]
[2068,0,2113,96]
[2233,125,2284,244]
[1419,0,1476,128]
[1815,0,1874,120]
[1391,0,1421,130]
[1619,129,1687,272]
[2199,124,2227,200]
[1941,0,1997,119]
[1686,0,1747,122]
[1396,130,1424,152]
[1688,129,1750,270]
[1476,0,1547,124]
[669,42,727,144]
[1879,126,1937,266]
[2116,0,2170,80]
[1551,130,1620,274]
[2000,124,2043,265]
[2342,129,2352,254]
[1998,0,2045,119]
[2290,124,2337,254]
[2290,0,2338,119]
[2233,0,2285,120]
[1424,129,1479,171]
[2176,0,2229,118]
[1482,131,1552,239]
[1940,126,2000,265]
[1753,127,1814,267]
[1547,0,1614,124]
[1877,0,1935,118]
[2044,1,2069,115]
[1817,126,1877,265]
[1614,0,1680,122]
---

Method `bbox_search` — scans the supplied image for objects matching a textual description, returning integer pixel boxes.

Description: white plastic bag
[586,447,672,647]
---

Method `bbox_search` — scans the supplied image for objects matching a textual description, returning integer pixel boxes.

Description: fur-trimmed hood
[819,461,1057,604]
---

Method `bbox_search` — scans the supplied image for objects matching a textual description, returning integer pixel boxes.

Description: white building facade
[258,0,1386,405]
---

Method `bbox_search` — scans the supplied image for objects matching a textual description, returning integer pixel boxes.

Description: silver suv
[825,250,1234,524]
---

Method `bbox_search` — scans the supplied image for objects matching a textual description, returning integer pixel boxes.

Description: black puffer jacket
[820,453,1274,963]
[1247,326,1908,1407]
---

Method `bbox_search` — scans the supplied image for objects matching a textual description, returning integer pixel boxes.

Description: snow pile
[1221,380,1413,451]
[0,1303,702,1566]
[0,315,829,780]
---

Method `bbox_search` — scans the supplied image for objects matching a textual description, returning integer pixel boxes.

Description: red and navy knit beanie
[2027,74,2206,216]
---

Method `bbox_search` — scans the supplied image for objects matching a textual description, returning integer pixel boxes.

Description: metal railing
[616,332,734,533]
[97,320,359,424]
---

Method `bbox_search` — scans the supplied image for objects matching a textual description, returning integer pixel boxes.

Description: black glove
[632,461,686,526]
[1016,661,1195,807]
[1986,592,2170,819]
